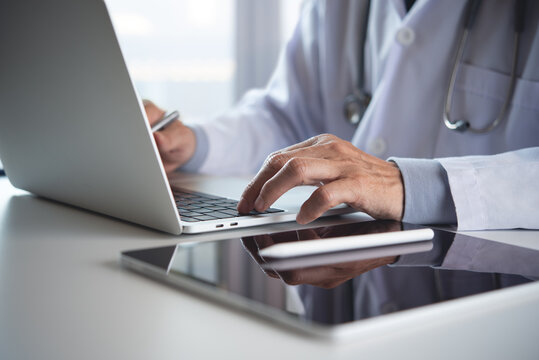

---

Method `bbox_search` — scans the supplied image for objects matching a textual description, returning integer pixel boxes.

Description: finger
[279,139,340,161]
[237,139,339,214]
[143,99,166,126]
[253,158,341,212]
[296,179,358,224]
[237,152,290,213]
[153,120,184,153]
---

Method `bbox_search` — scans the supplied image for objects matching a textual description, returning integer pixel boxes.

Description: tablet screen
[121,220,538,336]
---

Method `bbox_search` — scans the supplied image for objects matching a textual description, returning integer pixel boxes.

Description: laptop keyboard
[173,189,284,223]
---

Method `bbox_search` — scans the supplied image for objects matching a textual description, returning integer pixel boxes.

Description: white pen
[151,110,180,132]
[258,228,434,258]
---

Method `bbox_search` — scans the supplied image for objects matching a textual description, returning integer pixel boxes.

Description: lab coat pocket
[450,63,539,149]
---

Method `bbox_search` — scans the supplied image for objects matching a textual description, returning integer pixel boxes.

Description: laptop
[0,0,351,235]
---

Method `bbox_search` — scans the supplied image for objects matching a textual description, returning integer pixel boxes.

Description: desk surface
[1,177,538,360]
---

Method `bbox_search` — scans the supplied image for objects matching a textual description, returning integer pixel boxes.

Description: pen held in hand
[151,110,180,132]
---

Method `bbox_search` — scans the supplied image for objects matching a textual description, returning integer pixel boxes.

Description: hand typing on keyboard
[174,189,283,223]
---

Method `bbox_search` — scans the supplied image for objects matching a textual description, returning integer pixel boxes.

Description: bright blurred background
[105,0,303,123]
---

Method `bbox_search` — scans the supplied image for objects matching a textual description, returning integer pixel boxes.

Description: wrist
[387,161,405,221]
[181,125,209,172]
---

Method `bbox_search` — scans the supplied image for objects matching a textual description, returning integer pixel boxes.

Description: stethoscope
[343,0,372,126]
[343,0,527,134]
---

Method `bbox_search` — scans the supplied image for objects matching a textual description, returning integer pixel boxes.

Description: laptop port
[230,222,238,226]
[215,224,224,228]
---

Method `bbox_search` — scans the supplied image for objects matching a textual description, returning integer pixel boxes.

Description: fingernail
[254,196,265,211]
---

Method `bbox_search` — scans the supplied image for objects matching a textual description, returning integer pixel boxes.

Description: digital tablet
[120,220,538,340]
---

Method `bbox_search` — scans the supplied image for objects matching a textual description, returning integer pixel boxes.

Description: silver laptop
[0,0,351,234]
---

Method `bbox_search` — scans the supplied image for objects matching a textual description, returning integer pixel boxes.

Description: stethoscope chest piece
[343,92,371,126]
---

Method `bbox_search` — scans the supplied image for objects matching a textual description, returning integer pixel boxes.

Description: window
[106,0,303,123]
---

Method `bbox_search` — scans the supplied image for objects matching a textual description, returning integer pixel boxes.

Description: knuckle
[243,181,255,193]
[319,133,333,140]
[313,133,332,145]
[243,180,259,197]
[266,152,288,171]
[315,186,335,206]
[328,139,346,153]
[285,158,307,179]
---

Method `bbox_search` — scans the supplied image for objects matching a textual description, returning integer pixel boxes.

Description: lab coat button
[396,27,415,46]
[368,137,387,156]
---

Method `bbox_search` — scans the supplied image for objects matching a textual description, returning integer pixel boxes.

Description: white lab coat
[195,0,539,230]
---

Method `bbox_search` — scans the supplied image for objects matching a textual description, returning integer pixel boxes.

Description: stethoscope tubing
[443,0,525,133]
[345,0,527,134]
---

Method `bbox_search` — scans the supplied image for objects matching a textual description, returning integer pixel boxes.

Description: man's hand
[143,100,196,173]
[237,134,404,224]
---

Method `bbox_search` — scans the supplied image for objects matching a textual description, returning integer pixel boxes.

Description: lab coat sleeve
[193,0,326,175]
[439,147,539,230]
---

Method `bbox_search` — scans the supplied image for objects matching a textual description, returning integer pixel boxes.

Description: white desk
[1,177,538,359]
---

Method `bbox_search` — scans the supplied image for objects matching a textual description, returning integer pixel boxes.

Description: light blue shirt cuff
[180,125,209,173]
[389,158,457,225]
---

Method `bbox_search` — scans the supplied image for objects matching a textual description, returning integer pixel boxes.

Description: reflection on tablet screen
[122,220,539,336]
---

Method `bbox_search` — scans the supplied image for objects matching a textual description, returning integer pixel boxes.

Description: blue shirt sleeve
[389,157,457,225]
[180,125,210,173]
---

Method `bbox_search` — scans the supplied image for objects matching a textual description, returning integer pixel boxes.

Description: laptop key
[195,208,218,214]
[183,205,203,210]
[204,206,229,211]
[214,200,237,206]
[194,215,219,221]
[181,211,204,217]
[218,209,241,216]
[211,211,237,219]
